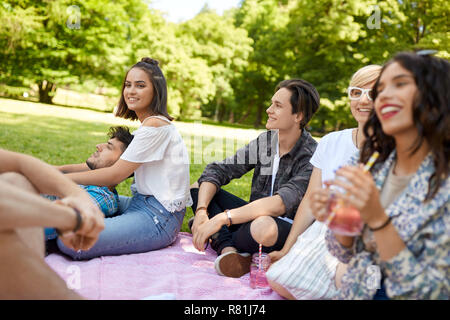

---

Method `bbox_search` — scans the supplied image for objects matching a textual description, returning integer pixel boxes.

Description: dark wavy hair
[275,79,320,130]
[107,126,133,152]
[115,57,173,121]
[360,51,450,200]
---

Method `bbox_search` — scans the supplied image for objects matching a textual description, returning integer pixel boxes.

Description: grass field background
[0,98,265,232]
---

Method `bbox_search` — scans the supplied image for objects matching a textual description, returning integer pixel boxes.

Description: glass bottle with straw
[324,151,379,236]
[250,243,271,290]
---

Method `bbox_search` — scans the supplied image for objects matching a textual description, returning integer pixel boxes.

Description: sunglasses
[347,87,374,101]
[416,49,437,56]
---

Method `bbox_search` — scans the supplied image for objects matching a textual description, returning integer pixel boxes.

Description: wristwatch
[224,209,233,227]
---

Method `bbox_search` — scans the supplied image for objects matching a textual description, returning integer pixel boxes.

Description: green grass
[0,98,261,233]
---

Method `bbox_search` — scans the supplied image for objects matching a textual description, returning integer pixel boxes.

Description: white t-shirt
[270,135,293,224]
[310,128,358,185]
[270,141,280,196]
[120,116,193,213]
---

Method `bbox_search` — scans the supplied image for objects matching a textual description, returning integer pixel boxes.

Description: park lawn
[0,98,263,233]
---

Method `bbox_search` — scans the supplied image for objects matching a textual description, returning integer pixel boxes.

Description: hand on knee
[250,216,278,247]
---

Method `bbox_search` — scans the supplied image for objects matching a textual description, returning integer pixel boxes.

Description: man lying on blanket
[44,126,133,241]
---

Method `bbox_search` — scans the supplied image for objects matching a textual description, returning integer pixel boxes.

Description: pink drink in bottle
[250,253,271,289]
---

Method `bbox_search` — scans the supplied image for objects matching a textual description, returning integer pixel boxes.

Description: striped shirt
[44,185,118,217]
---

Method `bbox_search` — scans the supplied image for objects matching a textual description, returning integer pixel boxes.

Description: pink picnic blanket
[45,232,284,300]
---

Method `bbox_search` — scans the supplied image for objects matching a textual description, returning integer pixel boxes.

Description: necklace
[355,128,359,149]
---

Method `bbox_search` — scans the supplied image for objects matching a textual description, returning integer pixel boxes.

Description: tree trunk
[218,104,226,123]
[253,103,263,128]
[214,95,226,123]
[228,110,234,123]
[213,104,219,122]
[238,102,253,124]
[38,80,56,104]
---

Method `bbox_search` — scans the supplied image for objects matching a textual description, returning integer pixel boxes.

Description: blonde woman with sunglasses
[266,65,382,300]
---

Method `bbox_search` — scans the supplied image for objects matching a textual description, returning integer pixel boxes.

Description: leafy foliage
[0,0,448,133]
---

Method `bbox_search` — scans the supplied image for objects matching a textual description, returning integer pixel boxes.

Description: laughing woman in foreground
[311,51,449,299]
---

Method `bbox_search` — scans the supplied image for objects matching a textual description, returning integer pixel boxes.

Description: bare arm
[0,149,104,250]
[191,181,218,234]
[195,179,286,225]
[192,194,286,251]
[223,194,286,224]
[65,159,140,188]
[270,167,322,261]
[196,181,218,209]
[1,149,88,198]
[0,181,77,231]
[56,163,90,174]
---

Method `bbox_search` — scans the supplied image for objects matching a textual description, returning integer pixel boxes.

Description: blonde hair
[350,64,382,88]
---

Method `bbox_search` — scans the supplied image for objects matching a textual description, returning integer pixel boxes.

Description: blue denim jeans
[57,193,185,260]
[373,276,390,300]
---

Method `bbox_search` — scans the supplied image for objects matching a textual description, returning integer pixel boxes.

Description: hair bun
[141,57,159,66]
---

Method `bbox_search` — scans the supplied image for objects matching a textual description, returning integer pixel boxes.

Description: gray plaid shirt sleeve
[274,157,314,218]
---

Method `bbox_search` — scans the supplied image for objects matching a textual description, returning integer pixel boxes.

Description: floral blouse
[325,151,449,299]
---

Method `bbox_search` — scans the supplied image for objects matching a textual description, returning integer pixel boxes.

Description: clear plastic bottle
[326,192,364,236]
[324,174,364,236]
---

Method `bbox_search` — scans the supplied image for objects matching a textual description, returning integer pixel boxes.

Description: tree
[359,0,450,61]
[233,0,291,127]
[177,10,253,121]
[1,0,447,132]
[0,0,145,103]
[231,0,448,131]
[126,10,216,119]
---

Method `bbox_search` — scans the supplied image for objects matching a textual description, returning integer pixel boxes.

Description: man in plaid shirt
[44,126,133,241]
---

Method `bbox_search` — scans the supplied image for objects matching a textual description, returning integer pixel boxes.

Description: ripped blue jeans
[57,193,185,260]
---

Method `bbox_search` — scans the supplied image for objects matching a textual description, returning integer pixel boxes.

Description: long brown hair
[115,57,173,121]
[360,51,450,200]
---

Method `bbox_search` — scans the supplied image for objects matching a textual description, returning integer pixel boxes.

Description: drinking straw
[325,151,380,226]
[362,151,380,172]
[258,243,262,271]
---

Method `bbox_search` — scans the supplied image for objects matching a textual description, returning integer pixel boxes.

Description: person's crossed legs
[191,186,291,277]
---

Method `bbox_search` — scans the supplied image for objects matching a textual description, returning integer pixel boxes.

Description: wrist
[195,206,208,216]
[214,212,227,227]
[222,209,233,227]
[368,215,392,232]
[366,208,388,230]
[280,246,289,256]
[56,205,82,235]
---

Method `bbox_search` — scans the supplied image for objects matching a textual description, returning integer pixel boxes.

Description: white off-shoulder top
[120,116,193,213]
